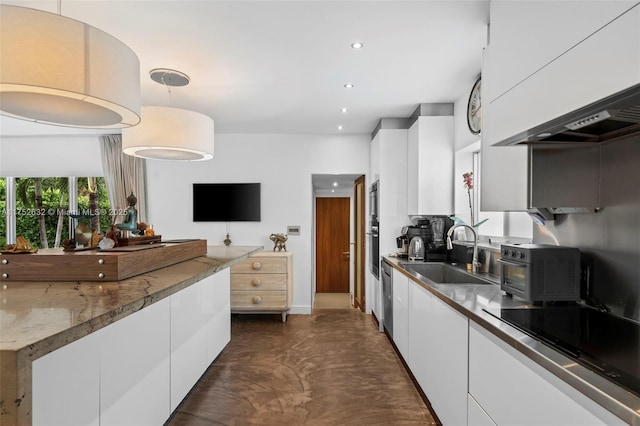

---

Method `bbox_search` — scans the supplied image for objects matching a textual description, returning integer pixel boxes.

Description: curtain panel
[99,135,147,224]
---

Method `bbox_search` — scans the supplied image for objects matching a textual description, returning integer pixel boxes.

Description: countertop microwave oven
[498,244,581,303]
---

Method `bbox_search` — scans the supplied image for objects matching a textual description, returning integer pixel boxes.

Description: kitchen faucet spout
[446,224,481,273]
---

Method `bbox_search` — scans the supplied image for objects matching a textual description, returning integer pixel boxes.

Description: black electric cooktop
[484,306,640,397]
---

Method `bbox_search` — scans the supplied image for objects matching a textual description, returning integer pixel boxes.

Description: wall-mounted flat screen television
[193,183,261,222]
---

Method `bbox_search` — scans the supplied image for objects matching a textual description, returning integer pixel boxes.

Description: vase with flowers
[463,172,474,226]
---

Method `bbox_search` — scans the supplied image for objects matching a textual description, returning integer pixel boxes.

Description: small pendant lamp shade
[122,106,215,161]
[0,5,140,128]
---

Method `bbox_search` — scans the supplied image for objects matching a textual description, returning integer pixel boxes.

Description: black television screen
[193,183,261,222]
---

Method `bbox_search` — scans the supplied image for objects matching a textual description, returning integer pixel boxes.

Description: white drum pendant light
[0,5,141,128]
[122,69,214,161]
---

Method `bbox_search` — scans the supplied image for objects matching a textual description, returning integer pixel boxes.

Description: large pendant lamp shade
[0,5,141,128]
[122,106,214,161]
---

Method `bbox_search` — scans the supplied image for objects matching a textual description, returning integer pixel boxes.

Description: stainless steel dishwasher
[381,260,393,337]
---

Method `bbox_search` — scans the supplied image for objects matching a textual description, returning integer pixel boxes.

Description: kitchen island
[0,244,262,426]
[383,256,640,425]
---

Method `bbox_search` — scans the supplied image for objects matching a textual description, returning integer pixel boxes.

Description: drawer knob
[98,273,105,279]
[98,259,104,265]
[1,273,7,279]
[1,259,7,264]
[251,278,262,287]
[253,296,262,304]
[252,261,262,270]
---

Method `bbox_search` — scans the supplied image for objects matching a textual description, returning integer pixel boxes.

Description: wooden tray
[117,235,162,246]
[0,240,206,282]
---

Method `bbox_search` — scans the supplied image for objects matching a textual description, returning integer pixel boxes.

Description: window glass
[10,177,111,249]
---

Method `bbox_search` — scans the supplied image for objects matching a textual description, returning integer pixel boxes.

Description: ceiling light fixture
[338,125,343,130]
[122,69,214,161]
[344,83,354,89]
[350,42,363,49]
[0,4,140,128]
[340,107,348,113]
[333,182,338,187]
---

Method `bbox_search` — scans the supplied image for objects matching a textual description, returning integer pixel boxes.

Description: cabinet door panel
[32,330,101,426]
[204,268,231,362]
[469,321,624,425]
[468,393,496,426]
[408,281,468,425]
[487,0,637,102]
[488,5,640,147]
[100,297,171,425]
[171,280,207,411]
[392,269,409,359]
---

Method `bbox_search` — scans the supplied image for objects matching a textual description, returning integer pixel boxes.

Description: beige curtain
[100,134,147,224]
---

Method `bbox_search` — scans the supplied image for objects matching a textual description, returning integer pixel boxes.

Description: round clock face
[467,77,482,135]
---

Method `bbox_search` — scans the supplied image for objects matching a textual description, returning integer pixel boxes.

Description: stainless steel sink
[401,262,494,285]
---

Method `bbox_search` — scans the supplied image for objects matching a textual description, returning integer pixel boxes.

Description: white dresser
[230,251,293,322]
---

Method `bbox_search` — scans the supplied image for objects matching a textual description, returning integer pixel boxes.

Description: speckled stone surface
[0,245,262,426]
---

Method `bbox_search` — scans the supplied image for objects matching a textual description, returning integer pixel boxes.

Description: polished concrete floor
[167,310,438,425]
[313,293,352,309]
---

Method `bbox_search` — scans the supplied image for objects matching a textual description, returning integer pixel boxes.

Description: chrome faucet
[446,224,481,273]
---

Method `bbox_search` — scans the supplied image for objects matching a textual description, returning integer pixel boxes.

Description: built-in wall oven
[369,181,380,278]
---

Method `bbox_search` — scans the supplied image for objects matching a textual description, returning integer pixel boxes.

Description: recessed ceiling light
[351,42,363,49]
[333,182,338,187]
[331,189,335,193]
[338,125,343,130]
[344,83,354,89]
[340,107,348,113]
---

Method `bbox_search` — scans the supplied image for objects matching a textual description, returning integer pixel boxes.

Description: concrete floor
[167,310,438,425]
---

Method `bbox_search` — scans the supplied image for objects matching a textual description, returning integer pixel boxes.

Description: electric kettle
[408,236,425,261]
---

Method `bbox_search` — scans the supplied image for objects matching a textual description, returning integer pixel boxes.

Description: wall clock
[467,77,482,135]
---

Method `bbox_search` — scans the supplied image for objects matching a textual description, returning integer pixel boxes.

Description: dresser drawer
[231,273,287,291]
[231,291,288,309]
[231,257,287,274]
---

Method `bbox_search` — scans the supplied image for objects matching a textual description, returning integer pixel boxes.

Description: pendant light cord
[57,0,62,15]
[161,75,173,107]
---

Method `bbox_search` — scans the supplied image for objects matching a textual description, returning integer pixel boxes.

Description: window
[4,176,111,249]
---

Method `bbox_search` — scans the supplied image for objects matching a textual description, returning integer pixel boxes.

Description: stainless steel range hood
[494,83,640,146]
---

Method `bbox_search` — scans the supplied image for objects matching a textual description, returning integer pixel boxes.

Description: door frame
[354,175,366,311]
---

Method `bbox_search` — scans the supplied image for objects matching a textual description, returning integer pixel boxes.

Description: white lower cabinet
[32,270,231,425]
[32,326,101,426]
[408,281,468,426]
[468,393,496,426]
[171,269,231,411]
[392,269,409,359]
[468,321,625,426]
[100,297,171,425]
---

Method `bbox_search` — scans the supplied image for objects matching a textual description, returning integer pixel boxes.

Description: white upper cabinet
[407,116,454,216]
[486,1,640,147]
[481,1,640,211]
[487,0,638,104]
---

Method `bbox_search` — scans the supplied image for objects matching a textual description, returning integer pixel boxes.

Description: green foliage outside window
[1,177,112,249]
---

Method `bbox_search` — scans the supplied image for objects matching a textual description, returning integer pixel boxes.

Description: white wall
[146,133,370,314]
[0,136,103,177]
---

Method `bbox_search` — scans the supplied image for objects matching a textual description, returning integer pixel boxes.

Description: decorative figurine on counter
[116,191,138,236]
[223,233,232,247]
[270,233,287,252]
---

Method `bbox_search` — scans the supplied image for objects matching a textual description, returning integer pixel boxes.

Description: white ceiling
[0,0,489,137]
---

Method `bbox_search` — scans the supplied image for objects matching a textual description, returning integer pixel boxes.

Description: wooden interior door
[316,197,350,293]
[354,176,366,311]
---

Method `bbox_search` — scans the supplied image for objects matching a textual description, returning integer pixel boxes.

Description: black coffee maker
[405,216,454,261]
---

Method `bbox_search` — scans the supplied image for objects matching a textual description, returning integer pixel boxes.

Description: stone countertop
[383,255,640,425]
[0,245,262,355]
[0,244,262,425]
